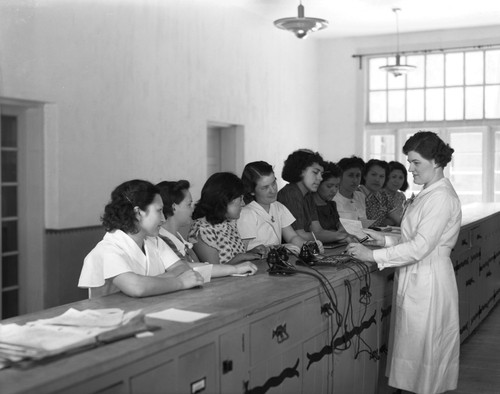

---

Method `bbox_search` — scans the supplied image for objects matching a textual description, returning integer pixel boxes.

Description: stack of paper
[0,308,142,369]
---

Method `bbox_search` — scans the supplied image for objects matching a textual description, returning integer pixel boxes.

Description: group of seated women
[78,149,409,298]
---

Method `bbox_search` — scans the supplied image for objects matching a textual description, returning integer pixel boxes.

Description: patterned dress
[188,217,246,264]
[360,185,396,227]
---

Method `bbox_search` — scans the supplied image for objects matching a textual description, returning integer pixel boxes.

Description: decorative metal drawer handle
[272,323,289,343]
[321,303,333,316]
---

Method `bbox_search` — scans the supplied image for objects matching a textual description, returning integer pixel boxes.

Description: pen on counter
[311,232,318,244]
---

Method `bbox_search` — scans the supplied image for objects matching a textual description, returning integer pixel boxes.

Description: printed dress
[188,217,246,264]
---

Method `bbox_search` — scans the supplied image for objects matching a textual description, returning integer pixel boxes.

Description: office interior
[1,0,500,318]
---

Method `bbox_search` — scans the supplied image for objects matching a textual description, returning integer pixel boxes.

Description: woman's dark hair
[241,161,274,204]
[402,131,454,168]
[361,159,389,185]
[336,156,365,174]
[320,161,342,184]
[192,172,244,225]
[101,179,159,233]
[386,161,409,191]
[156,180,190,218]
[281,149,325,183]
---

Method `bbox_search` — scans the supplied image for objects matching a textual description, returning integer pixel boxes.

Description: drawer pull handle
[272,323,289,343]
[321,303,333,316]
[461,239,468,246]
[222,359,233,374]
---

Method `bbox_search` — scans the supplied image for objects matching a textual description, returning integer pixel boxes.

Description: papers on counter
[146,308,210,323]
[0,308,143,369]
[340,218,370,239]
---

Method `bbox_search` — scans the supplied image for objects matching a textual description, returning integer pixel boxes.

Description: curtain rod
[352,43,500,69]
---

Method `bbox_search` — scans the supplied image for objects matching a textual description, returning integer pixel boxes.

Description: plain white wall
[0,0,321,228]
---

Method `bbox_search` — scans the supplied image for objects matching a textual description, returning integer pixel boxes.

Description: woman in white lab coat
[346,131,461,394]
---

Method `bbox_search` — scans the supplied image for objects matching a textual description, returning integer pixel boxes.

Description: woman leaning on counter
[346,131,461,394]
[78,180,204,298]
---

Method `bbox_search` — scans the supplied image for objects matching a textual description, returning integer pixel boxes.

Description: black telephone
[266,246,296,275]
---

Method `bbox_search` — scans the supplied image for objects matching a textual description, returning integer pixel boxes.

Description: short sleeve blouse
[277,183,317,232]
[188,217,246,264]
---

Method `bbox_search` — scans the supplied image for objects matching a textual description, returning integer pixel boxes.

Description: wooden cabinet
[3,206,500,394]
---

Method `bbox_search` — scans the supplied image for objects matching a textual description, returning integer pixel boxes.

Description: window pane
[1,116,17,148]
[406,55,425,88]
[2,254,18,288]
[369,91,387,123]
[407,89,424,121]
[465,86,484,119]
[450,132,483,204]
[485,85,500,118]
[465,51,484,85]
[445,53,463,86]
[445,87,464,120]
[485,50,500,84]
[369,58,387,90]
[1,186,17,217]
[2,220,18,253]
[426,54,444,87]
[387,56,406,90]
[2,289,18,319]
[370,135,395,160]
[1,151,17,183]
[426,88,444,120]
[388,90,405,122]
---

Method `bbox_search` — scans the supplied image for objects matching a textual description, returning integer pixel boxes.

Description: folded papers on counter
[0,308,157,369]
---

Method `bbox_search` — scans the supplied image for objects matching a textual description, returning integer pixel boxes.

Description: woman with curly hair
[277,149,352,245]
[156,179,257,276]
[188,172,264,267]
[346,131,461,394]
[78,179,204,298]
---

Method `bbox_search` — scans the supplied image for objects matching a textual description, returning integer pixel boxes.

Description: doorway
[206,122,244,178]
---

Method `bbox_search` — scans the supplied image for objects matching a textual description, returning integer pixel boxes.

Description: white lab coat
[373,178,461,394]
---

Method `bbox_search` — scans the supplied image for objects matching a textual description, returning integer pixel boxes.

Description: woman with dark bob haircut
[383,161,408,218]
[78,180,203,298]
[157,180,257,277]
[346,131,461,394]
[333,156,367,220]
[277,149,350,246]
[360,159,401,227]
[188,172,265,267]
[237,161,308,254]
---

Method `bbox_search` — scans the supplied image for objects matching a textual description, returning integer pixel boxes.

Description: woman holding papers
[156,179,257,276]
[78,180,204,298]
[346,131,461,394]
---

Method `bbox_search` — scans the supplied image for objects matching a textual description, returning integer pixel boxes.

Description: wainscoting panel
[45,226,105,308]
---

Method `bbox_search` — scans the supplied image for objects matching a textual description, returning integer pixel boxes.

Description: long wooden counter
[1,204,499,394]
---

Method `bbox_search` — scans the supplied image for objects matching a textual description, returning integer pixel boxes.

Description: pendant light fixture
[379,8,416,77]
[274,0,328,39]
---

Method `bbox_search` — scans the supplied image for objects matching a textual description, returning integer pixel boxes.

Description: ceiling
[236,0,500,38]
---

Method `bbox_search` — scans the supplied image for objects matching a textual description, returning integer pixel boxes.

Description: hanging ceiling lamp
[380,8,416,77]
[274,0,328,39]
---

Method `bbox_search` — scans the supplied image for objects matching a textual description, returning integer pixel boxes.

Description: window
[365,48,500,205]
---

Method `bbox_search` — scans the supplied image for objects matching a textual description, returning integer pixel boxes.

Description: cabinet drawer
[452,230,470,256]
[249,302,304,365]
[303,293,331,336]
[469,226,483,247]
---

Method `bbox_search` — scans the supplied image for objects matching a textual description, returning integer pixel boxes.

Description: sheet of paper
[339,218,368,239]
[32,308,126,328]
[146,308,210,323]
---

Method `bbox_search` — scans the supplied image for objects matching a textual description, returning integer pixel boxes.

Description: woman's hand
[361,229,386,247]
[248,244,269,259]
[315,240,325,254]
[345,243,375,263]
[177,269,204,289]
[233,261,258,275]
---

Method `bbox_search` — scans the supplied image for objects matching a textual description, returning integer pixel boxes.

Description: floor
[452,303,500,394]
